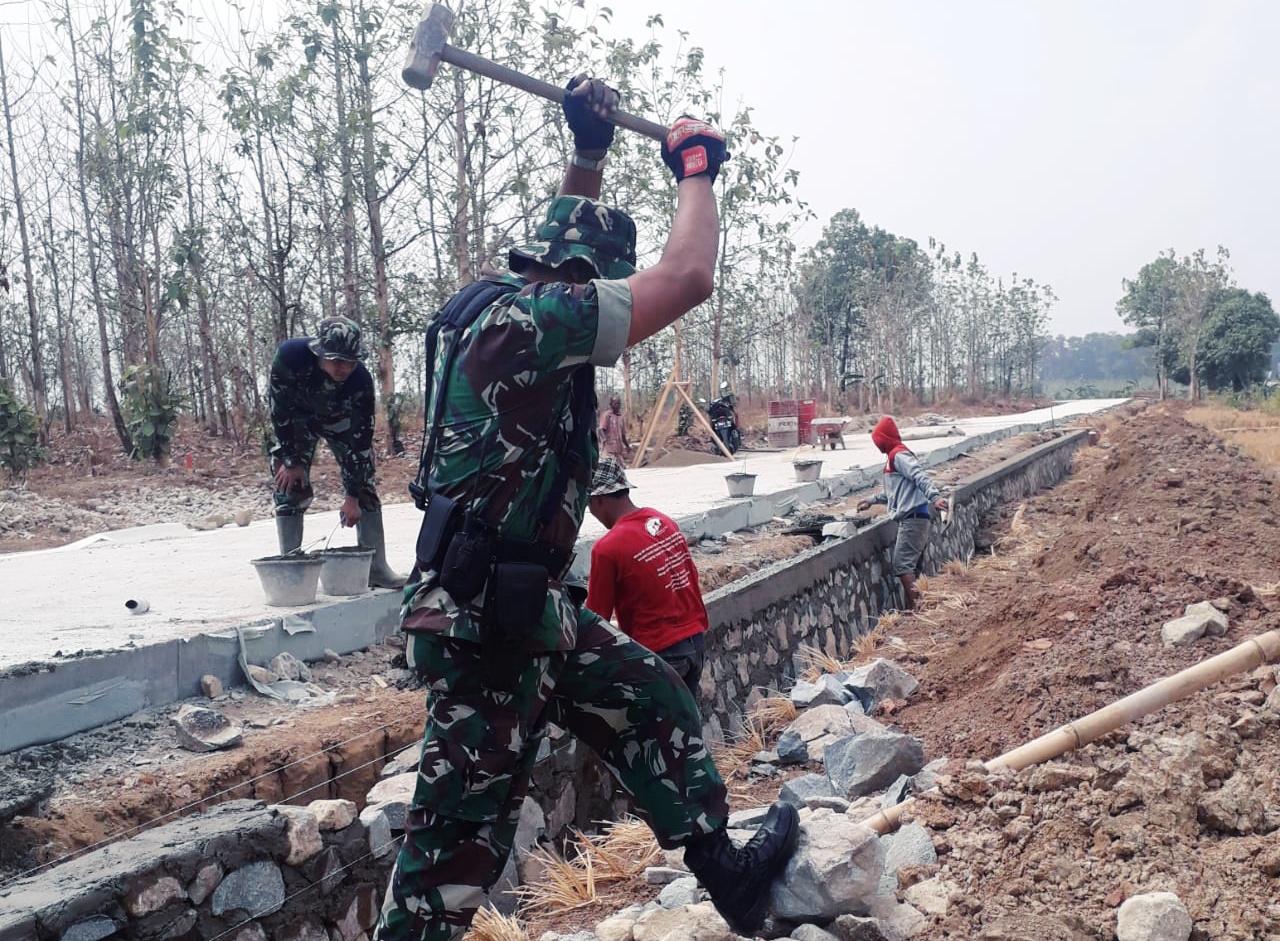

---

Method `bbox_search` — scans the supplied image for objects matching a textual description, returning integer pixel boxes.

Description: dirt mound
[874,402,1280,938]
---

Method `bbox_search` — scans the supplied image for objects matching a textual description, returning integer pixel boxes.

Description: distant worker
[586,457,709,698]
[268,316,404,589]
[600,394,630,461]
[856,416,948,610]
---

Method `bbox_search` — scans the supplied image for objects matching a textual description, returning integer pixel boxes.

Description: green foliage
[1039,333,1149,384]
[120,364,185,461]
[0,381,48,479]
[1195,289,1280,392]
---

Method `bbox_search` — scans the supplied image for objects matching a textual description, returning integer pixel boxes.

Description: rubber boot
[357,508,405,589]
[276,514,305,556]
[683,801,800,935]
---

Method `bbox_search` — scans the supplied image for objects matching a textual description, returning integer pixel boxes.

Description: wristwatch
[571,153,608,172]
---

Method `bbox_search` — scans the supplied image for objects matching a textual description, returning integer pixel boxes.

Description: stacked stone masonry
[0,429,1088,940]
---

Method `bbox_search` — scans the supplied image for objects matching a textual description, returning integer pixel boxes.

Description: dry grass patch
[513,817,662,918]
[712,693,799,777]
[464,907,528,941]
[1186,404,1280,466]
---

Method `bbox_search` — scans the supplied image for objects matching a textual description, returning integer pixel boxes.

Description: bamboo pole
[855,629,1280,835]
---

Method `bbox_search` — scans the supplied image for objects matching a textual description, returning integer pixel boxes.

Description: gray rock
[868,898,928,939]
[781,704,882,763]
[171,704,242,752]
[61,917,119,941]
[903,877,952,916]
[770,808,886,922]
[1116,891,1192,941]
[826,730,926,800]
[656,875,701,909]
[878,823,937,894]
[187,861,223,905]
[358,804,395,858]
[268,651,311,682]
[843,659,919,706]
[632,902,726,940]
[210,861,285,917]
[727,806,770,829]
[200,674,223,699]
[307,798,357,831]
[879,774,913,809]
[780,773,838,807]
[790,679,845,708]
[819,674,854,705]
[1161,614,1206,647]
[124,875,183,917]
[277,919,328,941]
[1185,600,1229,636]
[776,730,810,764]
[831,914,891,941]
[365,772,415,831]
[791,924,841,941]
[273,805,323,866]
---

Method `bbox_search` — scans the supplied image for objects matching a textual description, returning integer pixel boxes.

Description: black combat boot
[683,801,800,936]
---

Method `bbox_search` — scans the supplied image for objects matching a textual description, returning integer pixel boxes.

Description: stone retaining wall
[0,429,1090,941]
[695,428,1088,739]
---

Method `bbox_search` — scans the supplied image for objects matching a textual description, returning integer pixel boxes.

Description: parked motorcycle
[706,393,742,454]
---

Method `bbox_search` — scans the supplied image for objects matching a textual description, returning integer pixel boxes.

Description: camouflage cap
[509,196,637,281]
[590,456,635,498]
[308,316,366,362]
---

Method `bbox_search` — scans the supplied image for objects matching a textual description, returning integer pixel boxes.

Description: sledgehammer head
[402,2,454,90]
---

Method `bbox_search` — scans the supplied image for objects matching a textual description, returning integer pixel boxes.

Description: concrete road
[0,400,1120,673]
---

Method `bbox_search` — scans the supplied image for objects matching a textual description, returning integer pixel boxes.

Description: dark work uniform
[269,339,379,516]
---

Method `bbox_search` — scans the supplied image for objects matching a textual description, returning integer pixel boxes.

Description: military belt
[492,534,573,581]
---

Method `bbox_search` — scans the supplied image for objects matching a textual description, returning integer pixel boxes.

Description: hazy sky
[4,1,1275,339]
[605,1,1279,337]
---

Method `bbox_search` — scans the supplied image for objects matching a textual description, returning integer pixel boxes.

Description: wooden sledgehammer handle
[437,46,667,142]
[403,4,669,143]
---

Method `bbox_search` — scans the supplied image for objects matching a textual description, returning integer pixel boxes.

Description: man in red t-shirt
[586,457,709,698]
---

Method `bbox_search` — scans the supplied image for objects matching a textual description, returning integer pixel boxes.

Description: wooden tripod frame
[630,360,736,468]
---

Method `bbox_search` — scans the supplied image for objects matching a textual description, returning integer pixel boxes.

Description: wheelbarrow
[811,416,850,450]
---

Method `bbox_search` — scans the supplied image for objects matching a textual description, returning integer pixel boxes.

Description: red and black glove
[562,74,619,152]
[661,116,730,183]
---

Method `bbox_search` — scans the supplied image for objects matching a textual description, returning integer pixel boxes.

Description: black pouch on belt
[438,516,494,606]
[477,561,548,689]
[415,491,462,573]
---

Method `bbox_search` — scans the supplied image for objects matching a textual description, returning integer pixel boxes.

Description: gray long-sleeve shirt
[871,450,941,521]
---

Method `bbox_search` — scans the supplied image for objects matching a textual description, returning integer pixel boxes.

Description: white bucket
[725,472,757,498]
[793,460,823,483]
[320,546,374,595]
[251,554,325,606]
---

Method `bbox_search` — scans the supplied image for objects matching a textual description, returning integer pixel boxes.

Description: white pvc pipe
[125,598,150,615]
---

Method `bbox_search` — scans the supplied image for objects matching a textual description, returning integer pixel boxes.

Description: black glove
[562,74,618,152]
[661,116,730,183]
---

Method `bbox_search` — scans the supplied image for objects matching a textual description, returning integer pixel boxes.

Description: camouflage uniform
[268,336,380,516]
[374,197,730,941]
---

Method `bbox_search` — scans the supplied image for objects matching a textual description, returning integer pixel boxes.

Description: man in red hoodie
[586,457,709,698]
[857,416,949,609]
